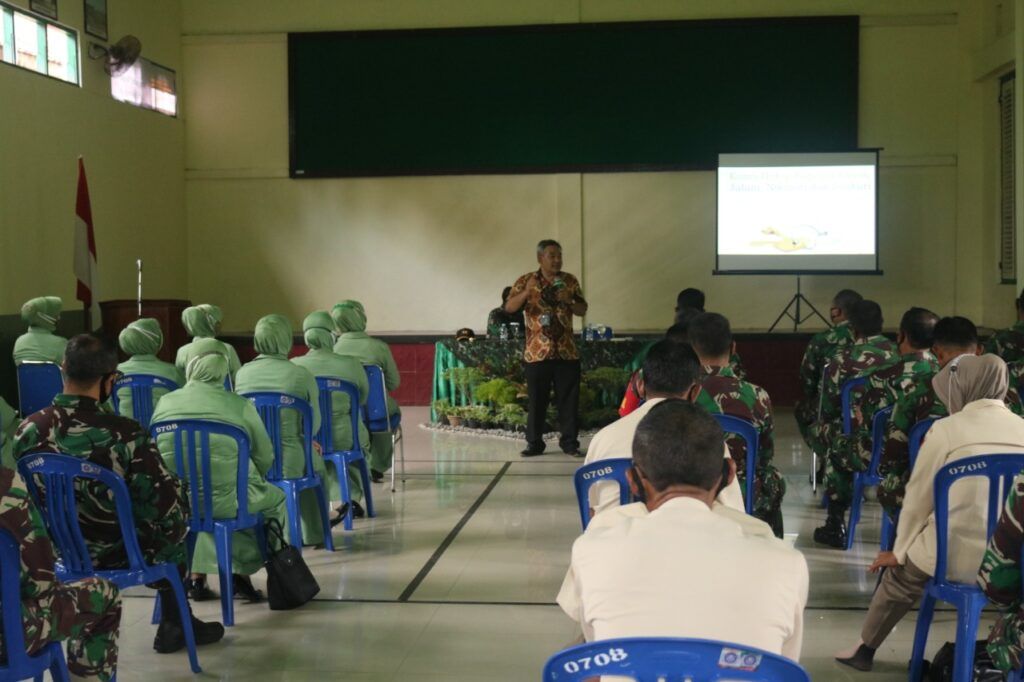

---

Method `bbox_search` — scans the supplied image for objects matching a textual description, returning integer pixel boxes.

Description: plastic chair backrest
[712,414,759,514]
[542,637,811,682]
[840,376,868,436]
[224,374,233,392]
[314,377,362,453]
[932,454,1024,583]
[110,374,179,429]
[243,392,314,482]
[868,405,895,474]
[364,365,390,426]
[0,526,46,674]
[573,458,633,530]
[150,419,256,529]
[16,361,63,416]
[17,452,148,576]
[908,417,939,469]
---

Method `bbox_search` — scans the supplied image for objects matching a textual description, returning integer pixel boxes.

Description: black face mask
[630,465,647,504]
[98,372,118,404]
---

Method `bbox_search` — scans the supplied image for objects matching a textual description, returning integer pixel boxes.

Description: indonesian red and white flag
[74,158,100,329]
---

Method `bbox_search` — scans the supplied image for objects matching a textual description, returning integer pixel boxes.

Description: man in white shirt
[584,340,744,518]
[838,354,1024,672]
[560,400,808,660]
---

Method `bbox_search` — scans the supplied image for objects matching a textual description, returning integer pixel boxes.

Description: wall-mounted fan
[87,35,142,77]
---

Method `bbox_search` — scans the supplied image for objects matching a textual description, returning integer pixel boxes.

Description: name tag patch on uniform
[718,648,762,672]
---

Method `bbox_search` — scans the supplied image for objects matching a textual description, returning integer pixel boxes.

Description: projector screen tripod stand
[768,276,830,332]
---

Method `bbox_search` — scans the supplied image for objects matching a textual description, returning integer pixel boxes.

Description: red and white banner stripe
[74,158,100,329]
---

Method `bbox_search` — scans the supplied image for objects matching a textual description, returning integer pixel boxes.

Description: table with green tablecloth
[431,338,650,424]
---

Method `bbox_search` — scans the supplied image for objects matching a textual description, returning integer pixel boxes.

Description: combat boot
[813,511,848,548]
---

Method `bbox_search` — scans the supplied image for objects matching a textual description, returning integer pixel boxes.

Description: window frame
[110,55,178,118]
[0,0,80,86]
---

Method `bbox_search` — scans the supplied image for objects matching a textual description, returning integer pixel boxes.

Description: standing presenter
[505,239,588,457]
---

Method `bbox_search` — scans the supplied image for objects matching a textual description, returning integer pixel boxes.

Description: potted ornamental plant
[432,398,453,425]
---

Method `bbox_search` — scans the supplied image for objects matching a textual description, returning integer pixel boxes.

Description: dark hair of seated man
[832,289,863,320]
[63,333,119,388]
[848,300,884,338]
[641,340,701,396]
[675,288,706,314]
[932,316,979,366]
[632,399,725,495]
[687,312,732,360]
[665,323,689,344]
[899,307,939,350]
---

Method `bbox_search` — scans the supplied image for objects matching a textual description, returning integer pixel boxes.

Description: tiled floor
[111,407,979,680]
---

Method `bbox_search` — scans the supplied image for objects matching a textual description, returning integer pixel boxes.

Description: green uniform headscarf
[331,301,401,474]
[151,336,287,575]
[293,311,371,504]
[13,296,68,366]
[115,318,184,420]
[236,315,328,545]
[175,304,241,381]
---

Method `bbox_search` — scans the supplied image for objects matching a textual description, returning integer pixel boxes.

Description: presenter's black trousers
[524,359,581,452]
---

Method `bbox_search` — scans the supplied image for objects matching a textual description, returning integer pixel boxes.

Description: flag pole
[136,259,143,318]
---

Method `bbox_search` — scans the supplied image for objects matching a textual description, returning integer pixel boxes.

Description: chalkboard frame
[288,16,860,179]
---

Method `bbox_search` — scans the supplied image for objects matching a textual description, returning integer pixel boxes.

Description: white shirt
[584,397,744,514]
[895,399,1024,582]
[559,497,807,661]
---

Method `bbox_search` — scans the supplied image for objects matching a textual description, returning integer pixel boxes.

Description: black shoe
[520,447,546,457]
[186,577,216,602]
[330,503,350,527]
[352,500,366,518]
[371,469,384,483]
[154,616,225,653]
[835,644,875,671]
[562,448,584,458]
[813,514,848,549]
[232,574,264,603]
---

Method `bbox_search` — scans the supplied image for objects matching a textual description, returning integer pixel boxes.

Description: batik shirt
[509,270,583,363]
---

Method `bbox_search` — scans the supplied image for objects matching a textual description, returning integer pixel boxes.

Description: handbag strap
[264,517,287,551]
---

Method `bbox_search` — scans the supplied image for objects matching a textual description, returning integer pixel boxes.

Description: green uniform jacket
[13,328,67,366]
[235,354,327,545]
[175,339,242,382]
[291,348,371,503]
[794,321,856,446]
[151,382,287,574]
[116,355,185,421]
[986,321,1024,364]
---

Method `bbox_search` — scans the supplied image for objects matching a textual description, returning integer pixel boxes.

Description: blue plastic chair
[543,637,810,681]
[16,361,63,417]
[150,419,268,627]
[908,453,1024,682]
[223,375,232,392]
[0,526,70,682]
[816,375,870,512]
[17,452,201,673]
[845,405,894,550]
[243,393,334,552]
[909,417,939,469]
[712,414,759,515]
[364,365,404,492]
[315,377,375,530]
[110,374,179,429]
[573,458,633,530]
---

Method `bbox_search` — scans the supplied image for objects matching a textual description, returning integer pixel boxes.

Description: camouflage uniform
[985,321,1024,363]
[795,321,856,448]
[695,365,785,535]
[0,467,120,681]
[817,335,898,507]
[978,472,1024,671]
[12,394,188,570]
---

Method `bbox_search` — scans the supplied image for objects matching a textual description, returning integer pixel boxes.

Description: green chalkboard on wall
[288,17,859,178]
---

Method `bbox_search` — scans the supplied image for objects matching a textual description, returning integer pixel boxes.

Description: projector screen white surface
[716,152,879,273]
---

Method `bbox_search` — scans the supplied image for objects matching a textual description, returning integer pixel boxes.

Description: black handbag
[926,640,1007,682]
[263,518,320,610]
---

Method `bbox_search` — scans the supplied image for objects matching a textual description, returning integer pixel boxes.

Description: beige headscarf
[932,354,1009,414]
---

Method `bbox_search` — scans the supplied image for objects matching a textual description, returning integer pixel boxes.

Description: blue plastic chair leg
[909,591,937,681]
[151,593,161,625]
[359,459,375,518]
[335,460,354,531]
[951,599,985,682]
[166,568,202,673]
[284,486,303,551]
[846,474,865,550]
[314,480,335,551]
[47,643,69,682]
[214,527,235,627]
[255,518,269,561]
[880,512,895,551]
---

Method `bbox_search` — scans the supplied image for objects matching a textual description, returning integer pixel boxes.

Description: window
[0,2,78,85]
[1000,72,1016,283]
[111,57,177,117]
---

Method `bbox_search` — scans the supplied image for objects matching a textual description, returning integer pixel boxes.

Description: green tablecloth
[432,338,649,419]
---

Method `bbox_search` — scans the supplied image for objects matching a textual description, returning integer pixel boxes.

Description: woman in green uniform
[151,338,287,602]
[291,311,373,519]
[115,318,185,420]
[332,300,401,481]
[13,296,68,366]
[234,314,330,546]
[174,304,242,384]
